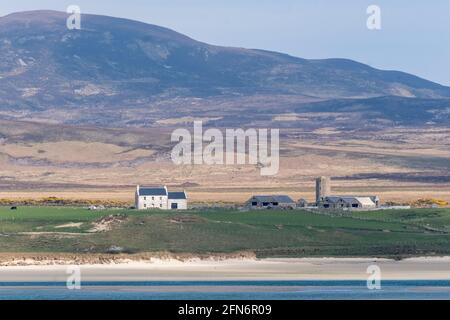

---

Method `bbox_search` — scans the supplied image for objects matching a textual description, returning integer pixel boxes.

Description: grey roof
[168,191,187,200]
[251,196,272,202]
[340,197,359,204]
[322,196,378,205]
[251,195,295,204]
[138,187,167,196]
[322,196,342,203]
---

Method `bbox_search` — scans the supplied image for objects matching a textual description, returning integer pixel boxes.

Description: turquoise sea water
[1,280,450,300]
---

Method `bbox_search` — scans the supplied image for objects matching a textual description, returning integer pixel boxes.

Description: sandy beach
[1,257,450,282]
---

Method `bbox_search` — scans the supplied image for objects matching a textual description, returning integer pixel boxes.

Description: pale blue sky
[1,0,449,85]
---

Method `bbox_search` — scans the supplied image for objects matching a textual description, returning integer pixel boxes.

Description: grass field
[1,206,450,258]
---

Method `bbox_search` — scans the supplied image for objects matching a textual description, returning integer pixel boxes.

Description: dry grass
[0,141,154,163]
[0,122,448,204]
[1,187,450,205]
[156,116,222,125]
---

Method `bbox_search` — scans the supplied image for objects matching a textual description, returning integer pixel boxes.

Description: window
[171,203,178,209]
[144,204,146,208]
[160,204,162,208]
[152,196,154,200]
[272,202,279,206]
[144,197,146,200]
[324,204,330,208]
[251,202,257,206]
[160,197,162,200]
[352,204,359,208]
[262,202,269,206]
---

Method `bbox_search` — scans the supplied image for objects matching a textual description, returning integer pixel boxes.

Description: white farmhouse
[135,185,187,210]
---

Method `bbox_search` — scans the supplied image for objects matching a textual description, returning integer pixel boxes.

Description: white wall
[168,199,187,210]
[136,195,168,210]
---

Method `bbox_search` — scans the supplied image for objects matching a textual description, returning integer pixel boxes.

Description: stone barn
[318,196,377,210]
[246,195,296,210]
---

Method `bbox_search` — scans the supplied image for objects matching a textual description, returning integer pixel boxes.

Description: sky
[1,0,449,85]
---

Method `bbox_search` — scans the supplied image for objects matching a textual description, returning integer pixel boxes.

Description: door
[171,202,178,209]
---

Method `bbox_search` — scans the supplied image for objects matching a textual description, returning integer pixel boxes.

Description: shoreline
[1,256,450,282]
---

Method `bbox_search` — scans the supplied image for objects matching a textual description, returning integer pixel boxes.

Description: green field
[1,206,450,258]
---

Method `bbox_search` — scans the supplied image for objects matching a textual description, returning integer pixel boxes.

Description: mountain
[297,96,450,125]
[1,10,450,127]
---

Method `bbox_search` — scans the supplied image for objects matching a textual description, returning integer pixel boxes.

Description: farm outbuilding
[246,195,296,210]
[297,198,309,208]
[313,176,380,210]
[318,196,378,210]
[168,191,188,210]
